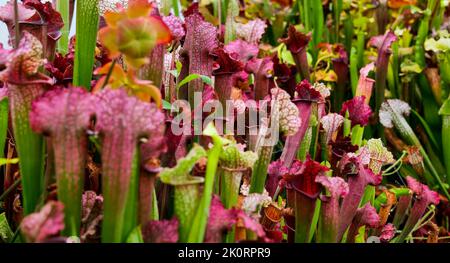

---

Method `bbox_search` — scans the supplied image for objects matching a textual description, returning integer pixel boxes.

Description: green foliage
[188,124,229,242]
[56,0,70,54]
[73,0,100,90]
[0,98,7,159]
[177,74,213,90]
[0,213,13,243]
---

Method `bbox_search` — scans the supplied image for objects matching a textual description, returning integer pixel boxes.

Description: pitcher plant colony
[0,0,449,243]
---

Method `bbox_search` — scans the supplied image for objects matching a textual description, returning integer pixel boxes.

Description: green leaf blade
[73,0,100,90]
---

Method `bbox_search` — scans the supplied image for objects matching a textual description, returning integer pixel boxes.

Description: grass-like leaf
[177,74,212,89]
[56,0,70,54]
[224,0,239,44]
[0,212,13,242]
[0,158,18,166]
[0,96,7,159]
[73,0,99,90]
[439,98,450,184]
